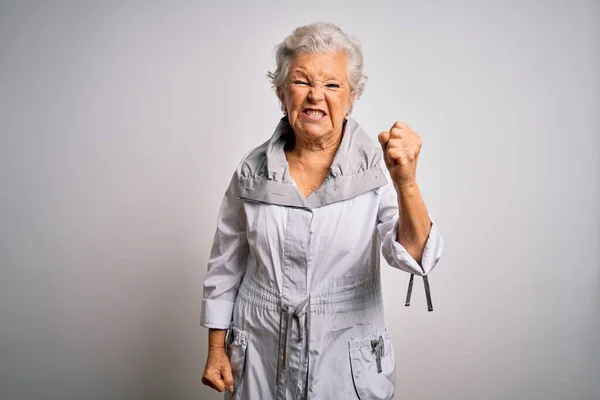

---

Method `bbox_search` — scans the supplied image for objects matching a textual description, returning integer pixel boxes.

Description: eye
[293,80,309,86]
[325,83,341,89]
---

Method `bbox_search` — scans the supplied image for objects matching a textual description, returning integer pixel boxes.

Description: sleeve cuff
[200,299,235,329]
[391,218,443,276]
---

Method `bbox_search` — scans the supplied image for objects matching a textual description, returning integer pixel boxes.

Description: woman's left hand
[378,121,422,188]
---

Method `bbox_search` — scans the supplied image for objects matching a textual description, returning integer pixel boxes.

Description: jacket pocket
[225,326,249,399]
[349,327,396,400]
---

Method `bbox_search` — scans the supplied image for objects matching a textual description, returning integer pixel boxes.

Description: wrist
[394,180,419,193]
[208,328,227,352]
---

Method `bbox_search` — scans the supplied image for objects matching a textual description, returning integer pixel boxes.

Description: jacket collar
[239,117,388,209]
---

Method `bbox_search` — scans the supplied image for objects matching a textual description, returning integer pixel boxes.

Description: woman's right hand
[202,347,235,392]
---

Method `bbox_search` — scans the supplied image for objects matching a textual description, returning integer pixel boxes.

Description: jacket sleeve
[377,181,444,276]
[200,171,249,329]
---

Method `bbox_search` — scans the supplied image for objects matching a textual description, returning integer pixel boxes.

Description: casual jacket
[201,117,444,399]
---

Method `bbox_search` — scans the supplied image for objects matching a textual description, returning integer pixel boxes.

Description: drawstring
[405,273,434,312]
[277,296,311,388]
[405,274,415,306]
[370,335,385,373]
[423,275,433,312]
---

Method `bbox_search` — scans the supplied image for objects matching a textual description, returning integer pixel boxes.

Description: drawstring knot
[277,296,311,391]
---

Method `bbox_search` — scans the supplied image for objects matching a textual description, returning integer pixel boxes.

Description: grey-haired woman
[200,22,444,400]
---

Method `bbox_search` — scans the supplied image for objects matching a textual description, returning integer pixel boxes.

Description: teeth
[306,110,324,118]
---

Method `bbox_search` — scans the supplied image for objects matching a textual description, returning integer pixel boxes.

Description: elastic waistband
[237,276,383,314]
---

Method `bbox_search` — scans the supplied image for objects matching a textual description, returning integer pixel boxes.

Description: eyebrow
[289,69,345,81]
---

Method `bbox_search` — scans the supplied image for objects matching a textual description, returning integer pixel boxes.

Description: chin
[296,123,333,139]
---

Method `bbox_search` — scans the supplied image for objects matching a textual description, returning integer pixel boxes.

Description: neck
[287,127,344,161]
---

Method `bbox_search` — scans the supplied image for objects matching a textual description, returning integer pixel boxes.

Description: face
[279,52,355,143]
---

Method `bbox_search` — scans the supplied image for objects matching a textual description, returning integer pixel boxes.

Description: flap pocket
[349,327,396,400]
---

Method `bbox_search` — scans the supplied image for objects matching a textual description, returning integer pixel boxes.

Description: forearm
[395,181,432,265]
[208,328,227,351]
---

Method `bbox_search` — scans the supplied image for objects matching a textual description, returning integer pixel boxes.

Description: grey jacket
[201,118,444,399]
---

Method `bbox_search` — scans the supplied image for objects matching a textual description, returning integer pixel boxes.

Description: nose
[307,84,324,103]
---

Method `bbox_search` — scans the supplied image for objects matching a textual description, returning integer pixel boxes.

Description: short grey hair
[268,22,367,110]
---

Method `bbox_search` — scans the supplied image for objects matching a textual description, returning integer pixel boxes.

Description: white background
[0,1,598,399]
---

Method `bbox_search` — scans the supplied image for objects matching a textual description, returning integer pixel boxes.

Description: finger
[202,375,220,391]
[378,131,390,147]
[387,147,407,165]
[387,137,405,149]
[222,362,235,392]
[391,122,415,139]
[389,139,422,159]
[386,139,407,162]
[391,121,409,131]
[213,377,226,392]
[208,371,226,392]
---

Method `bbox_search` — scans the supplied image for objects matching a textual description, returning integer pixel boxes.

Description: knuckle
[390,128,403,138]
[388,139,402,148]
[388,149,401,159]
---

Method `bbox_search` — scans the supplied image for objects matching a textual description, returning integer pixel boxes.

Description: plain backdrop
[0,1,598,399]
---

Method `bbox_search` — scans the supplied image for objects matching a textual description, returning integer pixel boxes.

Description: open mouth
[302,109,327,120]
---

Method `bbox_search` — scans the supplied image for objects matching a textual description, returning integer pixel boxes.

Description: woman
[200,22,443,400]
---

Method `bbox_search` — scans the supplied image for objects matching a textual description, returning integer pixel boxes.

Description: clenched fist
[378,121,422,188]
[202,347,234,393]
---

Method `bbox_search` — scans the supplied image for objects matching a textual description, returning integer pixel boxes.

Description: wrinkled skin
[202,333,234,393]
